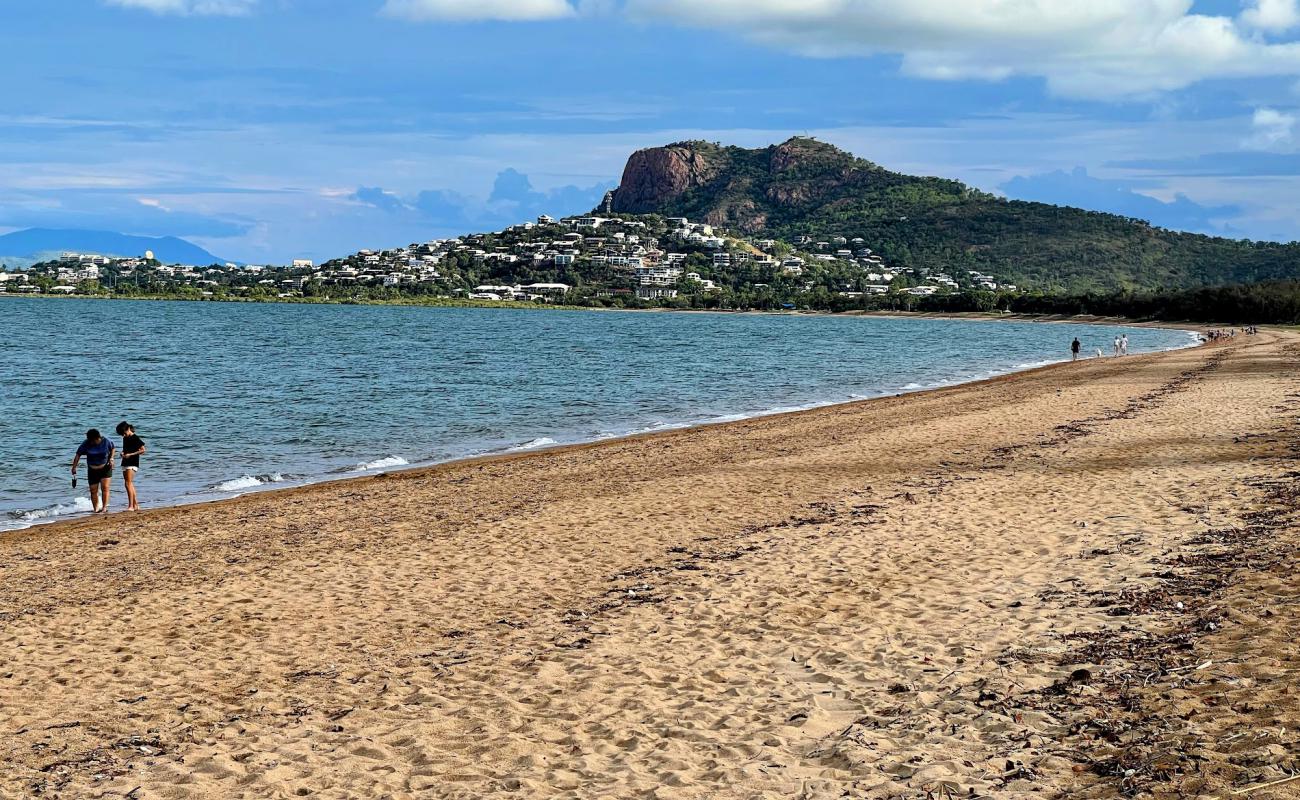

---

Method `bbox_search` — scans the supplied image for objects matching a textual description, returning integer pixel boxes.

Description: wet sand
[2,331,1298,799]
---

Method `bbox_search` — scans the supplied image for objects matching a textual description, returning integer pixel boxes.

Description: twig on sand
[1230,773,1300,795]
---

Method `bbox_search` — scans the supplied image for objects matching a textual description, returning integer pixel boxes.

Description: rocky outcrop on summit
[607,144,722,214]
[605,137,909,233]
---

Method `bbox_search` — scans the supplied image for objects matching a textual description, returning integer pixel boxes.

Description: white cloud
[381,0,575,21]
[1245,107,1297,149]
[105,0,256,15]
[624,0,1300,99]
[1241,0,1300,32]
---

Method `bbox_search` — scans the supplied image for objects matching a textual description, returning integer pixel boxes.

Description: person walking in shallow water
[72,428,115,513]
[116,421,146,511]
[1071,337,1081,361]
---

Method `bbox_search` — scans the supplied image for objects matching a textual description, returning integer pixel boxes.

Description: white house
[637,286,678,300]
[636,265,682,286]
[523,282,570,297]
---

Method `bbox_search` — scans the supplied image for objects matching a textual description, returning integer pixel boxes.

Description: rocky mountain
[604,138,1300,293]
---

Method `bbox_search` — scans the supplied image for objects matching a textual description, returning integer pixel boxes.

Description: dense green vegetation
[15,277,1297,325]
[12,262,1299,324]
[611,138,1300,294]
[813,281,1300,325]
[1005,281,1300,324]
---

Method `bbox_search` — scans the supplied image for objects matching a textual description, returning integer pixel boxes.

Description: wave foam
[12,497,94,522]
[215,473,284,492]
[508,437,557,452]
[352,456,409,472]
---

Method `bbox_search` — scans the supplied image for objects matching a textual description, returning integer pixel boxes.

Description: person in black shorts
[72,428,115,513]
[116,421,146,512]
[1071,337,1081,361]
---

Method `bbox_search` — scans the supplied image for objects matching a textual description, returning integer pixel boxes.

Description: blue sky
[2,0,1300,262]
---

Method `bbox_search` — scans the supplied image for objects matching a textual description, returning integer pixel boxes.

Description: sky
[3,0,1300,263]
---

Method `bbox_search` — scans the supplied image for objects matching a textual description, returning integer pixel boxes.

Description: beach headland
[2,331,1298,798]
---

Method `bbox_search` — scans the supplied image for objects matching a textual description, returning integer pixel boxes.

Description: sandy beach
[3,330,1299,799]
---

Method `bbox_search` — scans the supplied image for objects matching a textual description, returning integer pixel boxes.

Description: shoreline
[0,290,1230,330]
[853,308,1221,330]
[7,327,1205,539]
[2,332,1295,797]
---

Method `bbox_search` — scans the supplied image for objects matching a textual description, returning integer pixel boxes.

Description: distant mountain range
[602,137,1300,293]
[0,228,225,270]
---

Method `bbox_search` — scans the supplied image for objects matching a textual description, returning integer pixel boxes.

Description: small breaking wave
[8,497,93,522]
[214,473,284,492]
[352,456,409,472]
[507,437,557,452]
[1012,359,1059,371]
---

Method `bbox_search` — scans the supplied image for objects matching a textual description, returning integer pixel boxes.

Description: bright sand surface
[2,331,1299,799]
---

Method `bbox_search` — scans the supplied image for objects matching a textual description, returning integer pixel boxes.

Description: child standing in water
[72,429,115,513]
[116,421,146,512]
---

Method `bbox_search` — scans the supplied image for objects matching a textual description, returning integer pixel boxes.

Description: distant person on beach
[1120,334,1129,356]
[1071,338,1081,361]
[1114,336,1122,357]
[116,421,146,512]
[72,428,115,513]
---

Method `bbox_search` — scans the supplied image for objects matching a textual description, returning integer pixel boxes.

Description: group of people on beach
[71,422,145,513]
[1203,327,1257,342]
[1070,334,1128,361]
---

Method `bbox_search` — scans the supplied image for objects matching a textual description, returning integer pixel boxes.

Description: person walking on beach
[116,421,146,512]
[71,428,115,513]
[1071,337,1081,361]
[1113,336,1122,357]
[1120,334,1129,356]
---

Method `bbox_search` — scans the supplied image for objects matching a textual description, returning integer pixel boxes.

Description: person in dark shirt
[116,421,146,512]
[72,428,115,513]
[1071,337,1081,361]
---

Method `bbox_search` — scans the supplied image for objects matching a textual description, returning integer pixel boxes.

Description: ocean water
[0,298,1196,529]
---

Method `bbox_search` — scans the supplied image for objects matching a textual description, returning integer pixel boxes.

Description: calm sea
[0,298,1196,529]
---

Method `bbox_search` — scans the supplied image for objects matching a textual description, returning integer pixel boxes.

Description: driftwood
[1230,773,1300,796]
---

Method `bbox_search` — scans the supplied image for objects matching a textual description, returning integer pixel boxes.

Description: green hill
[603,137,1300,293]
